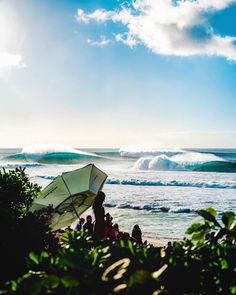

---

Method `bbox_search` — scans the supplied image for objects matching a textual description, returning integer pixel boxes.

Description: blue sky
[0,0,236,148]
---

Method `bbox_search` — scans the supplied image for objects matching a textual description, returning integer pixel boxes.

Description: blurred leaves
[0,172,235,295]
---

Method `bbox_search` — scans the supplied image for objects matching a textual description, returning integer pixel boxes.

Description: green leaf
[192,228,211,242]
[29,252,39,265]
[197,208,219,226]
[205,207,217,217]
[43,275,60,289]
[222,212,235,229]
[128,240,135,256]
[186,222,203,235]
[61,276,80,288]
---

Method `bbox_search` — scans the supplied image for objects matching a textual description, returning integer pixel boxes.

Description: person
[93,191,106,240]
[131,224,143,244]
[76,218,85,231]
[105,212,113,237]
[83,215,93,236]
[112,223,120,240]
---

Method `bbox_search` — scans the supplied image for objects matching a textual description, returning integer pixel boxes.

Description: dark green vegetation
[0,168,235,294]
[0,168,57,285]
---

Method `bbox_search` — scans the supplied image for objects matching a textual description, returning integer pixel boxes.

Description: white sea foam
[22,144,96,157]
[133,155,185,171]
[106,178,236,189]
[148,155,185,171]
[104,202,195,213]
[133,152,225,171]
[119,147,182,158]
[0,162,43,169]
[171,152,224,164]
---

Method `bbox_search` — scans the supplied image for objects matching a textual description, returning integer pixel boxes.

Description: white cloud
[115,33,137,47]
[76,0,236,61]
[0,52,26,75]
[87,36,111,47]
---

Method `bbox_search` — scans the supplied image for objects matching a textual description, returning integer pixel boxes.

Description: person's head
[133,224,140,231]
[86,215,92,223]
[93,191,106,207]
[80,218,85,225]
[114,224,119,231]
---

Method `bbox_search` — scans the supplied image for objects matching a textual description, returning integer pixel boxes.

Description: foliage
[0,168,57,285]
[3,207,235,295]
[0,167,40,218]
[0,172,235,295]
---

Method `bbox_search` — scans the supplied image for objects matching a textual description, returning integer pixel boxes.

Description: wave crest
[106,178,236,189]
[104,203,195,213]
[132,152,236,173]
[5,144,101,164]
[119,147,182,158]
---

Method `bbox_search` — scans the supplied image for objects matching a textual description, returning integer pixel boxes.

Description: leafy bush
[4,208,236,295]
[0,168,57,285]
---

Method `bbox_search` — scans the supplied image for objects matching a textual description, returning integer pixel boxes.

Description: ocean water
[1,145,236,243]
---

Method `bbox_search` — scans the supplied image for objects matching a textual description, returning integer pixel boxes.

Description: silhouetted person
[83,215,93,236]
[76,218,85,231]
[105,212,113,237]
[131,224,143,244]
[112,223,120,240]
[93,191,106,240]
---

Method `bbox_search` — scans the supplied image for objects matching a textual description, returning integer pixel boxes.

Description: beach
[1,146,235,242]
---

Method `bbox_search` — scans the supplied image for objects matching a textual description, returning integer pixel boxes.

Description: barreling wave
[133,152,236,173]
[106,178,236,189]
[4,144,102,164]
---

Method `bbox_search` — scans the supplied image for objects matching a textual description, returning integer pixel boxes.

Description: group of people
[75,191,145,245]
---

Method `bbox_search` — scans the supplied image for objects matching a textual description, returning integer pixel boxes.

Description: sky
[0,0,236,148]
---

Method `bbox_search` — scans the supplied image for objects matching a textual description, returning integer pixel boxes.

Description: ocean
[1,145,236,244]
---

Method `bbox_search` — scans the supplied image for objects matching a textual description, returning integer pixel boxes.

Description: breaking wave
[4,144,102,164]
[0,163,44,169]
[119,148,182,158]
[104,202,195,213]
[133,152,236,173]
[106,178,236,189]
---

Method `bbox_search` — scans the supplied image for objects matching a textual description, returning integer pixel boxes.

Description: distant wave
[31,175,236,189]
[104,202,195,213]
[36,175,55,180]
[133,155,185,171]
[106,178,236,189]
[4,144,102,164]
[133,152,236,173]
[0,163,43,169]
[119,148,182,158]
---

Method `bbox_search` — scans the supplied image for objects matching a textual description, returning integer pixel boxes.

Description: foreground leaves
[3,208,235,295]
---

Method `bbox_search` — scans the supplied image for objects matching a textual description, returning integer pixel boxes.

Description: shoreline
[143,234,182,247]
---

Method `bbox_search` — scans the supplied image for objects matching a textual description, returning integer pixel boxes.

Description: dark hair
[80,218,85,223]
[114,224,119,230]
[93,191,105,208]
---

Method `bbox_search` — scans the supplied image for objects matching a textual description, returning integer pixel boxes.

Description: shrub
[5,208,236,294]
[0,168,57,285]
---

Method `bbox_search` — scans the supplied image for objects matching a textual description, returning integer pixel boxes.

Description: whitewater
[1,145,236,243]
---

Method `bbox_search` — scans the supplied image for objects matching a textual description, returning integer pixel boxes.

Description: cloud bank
[76,0,236,61]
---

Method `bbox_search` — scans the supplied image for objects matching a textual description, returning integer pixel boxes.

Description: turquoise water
[1,145,236,243]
